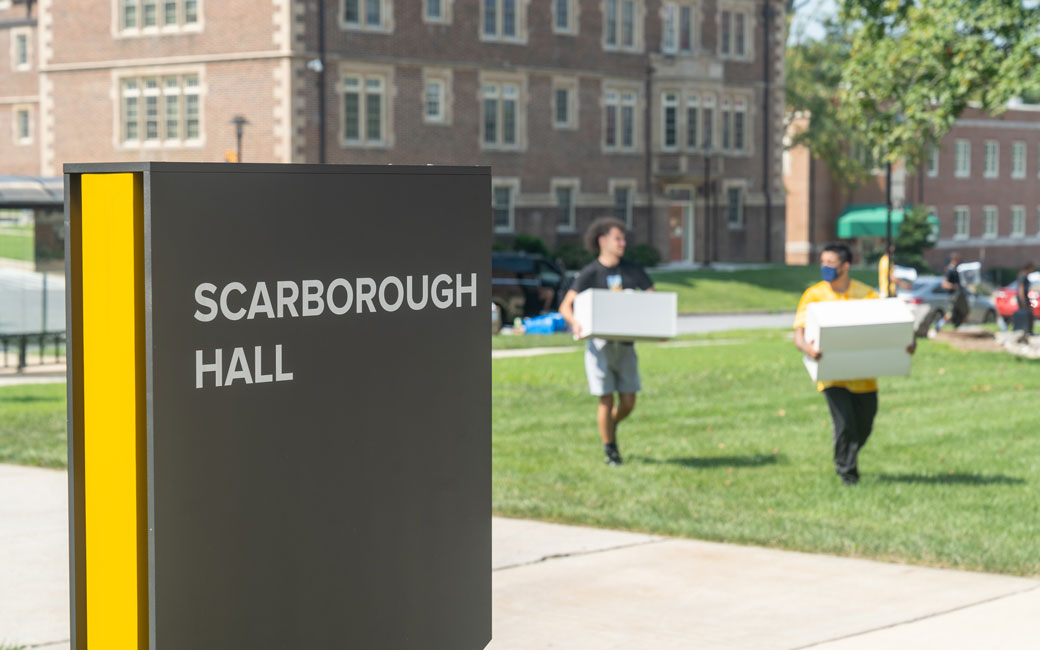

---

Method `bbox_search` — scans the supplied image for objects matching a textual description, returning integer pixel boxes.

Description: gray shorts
[584,339,641,396]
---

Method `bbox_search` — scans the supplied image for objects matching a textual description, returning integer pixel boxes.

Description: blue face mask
[821,265,839,282]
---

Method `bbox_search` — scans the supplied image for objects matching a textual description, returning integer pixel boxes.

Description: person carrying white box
[793,243,917,486]
[559,217,655,467]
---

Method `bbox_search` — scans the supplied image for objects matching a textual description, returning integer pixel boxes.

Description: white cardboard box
[802,298,914,382]
[573,289,677,341]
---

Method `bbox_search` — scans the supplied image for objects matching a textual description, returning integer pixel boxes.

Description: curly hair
[583,217,627,253]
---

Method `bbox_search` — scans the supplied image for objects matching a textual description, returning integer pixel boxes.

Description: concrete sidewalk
[2,464,1037,649]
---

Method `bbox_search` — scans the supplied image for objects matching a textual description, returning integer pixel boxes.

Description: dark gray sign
[66,163,491,649]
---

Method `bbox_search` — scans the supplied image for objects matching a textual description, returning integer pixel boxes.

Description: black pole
[318,0,327,164]
[644,60,654,250]
[762,1,773,263]
[885,160,893,297]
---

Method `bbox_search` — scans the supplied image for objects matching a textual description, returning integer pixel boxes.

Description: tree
[837,0,1040,167]
[894,205,937,271]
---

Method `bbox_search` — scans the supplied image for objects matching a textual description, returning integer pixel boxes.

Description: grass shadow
[878,472,1026,486]
[634,453,783,469]
[0,394,63,405]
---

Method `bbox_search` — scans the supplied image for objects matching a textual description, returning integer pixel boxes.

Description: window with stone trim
[1012,141,1026,179]
[553,0,577,34]
[701,94,715,150]
[12,29,30,71]
[552,179,579,232]
[726,186,744,228]
[120,74,200,146]
[14,107,31,144]
[424,0,451,23]
[953,207,970,239]
[662,91,679,150]
[424,77,447,124]
[954,140,970,178]
[685,94,698,149]
[1011,206,1025,237]
[343,0,392,31]
[983,140,999,178]
[482,0,526,41]
[342,72,389,146]
[552,77,577,130]
[611,180,636,228]
[604,0,642,51]
[482,80,521,149]
[927,146,939,177]
[982,206,998,238]
[661,2,694,54]
[604,86,638,151]
[119,0,199,31]
[492,180,517,232]
[718,6,749,59]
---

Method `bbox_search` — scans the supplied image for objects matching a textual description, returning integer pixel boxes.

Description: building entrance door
[667,196,695,264]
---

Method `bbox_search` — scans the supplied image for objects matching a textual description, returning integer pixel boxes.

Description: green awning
[836,204,939,239]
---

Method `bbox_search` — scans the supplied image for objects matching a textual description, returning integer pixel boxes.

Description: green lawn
[650,265,878,314]
[0,383,66,468]
[0,229,34,262]
[494,332,1040,576]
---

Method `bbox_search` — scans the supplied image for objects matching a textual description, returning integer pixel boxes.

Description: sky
[787,0,838,45]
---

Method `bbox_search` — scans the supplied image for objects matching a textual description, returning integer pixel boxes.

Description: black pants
[822,388,878,481]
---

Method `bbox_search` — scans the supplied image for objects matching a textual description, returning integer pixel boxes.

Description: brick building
[785,104,1040,272]
[1,0,786,263]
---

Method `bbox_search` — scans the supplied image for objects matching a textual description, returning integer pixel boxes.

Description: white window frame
[552,178,580,232]
[116,70,203,150]
[1011,205,1025,238]
[724,182,746,229]
[927,146,939,177]
[661,90,679,151]
[610,178,637,229]
[551,76,578,130]
[603,83,640,152]
[11,28,31,71]
[1011,141,1026,179]
[423,0,452,24]
[480,0,528,43]
[341,0,394,33]
[953,206,970,240]
[685,93,699,151]
[480,73,525,151]
[661,2,695,54]
[718,4,752,60]
[731,96,748,153]
[422,69,452,125]
[983,140,999,178]
[954,140,970,178]
[12,105,32,145]
[982,205,998,239]
[492,178,519,233]
[339,67,392,148]
[115,0,202,36]
[603,0,644,52]
[552,0,578,35]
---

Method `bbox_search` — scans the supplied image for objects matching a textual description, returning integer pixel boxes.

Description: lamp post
[230,115,249,163]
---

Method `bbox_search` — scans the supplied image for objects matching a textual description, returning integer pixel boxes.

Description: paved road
[4,464,1038,650]
[677,311,794,334]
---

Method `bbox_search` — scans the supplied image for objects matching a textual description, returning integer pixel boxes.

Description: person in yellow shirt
[877,244,911,298]
[794,243,916,486]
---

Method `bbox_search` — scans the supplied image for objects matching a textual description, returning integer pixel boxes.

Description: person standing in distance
[559,217,655,466]
[793,243,916,486]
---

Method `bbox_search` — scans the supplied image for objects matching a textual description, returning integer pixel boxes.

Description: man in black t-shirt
[559,217,655,466]
[938,252,967,330]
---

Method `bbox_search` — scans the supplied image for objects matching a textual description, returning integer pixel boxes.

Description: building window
[424,78,445,123]
[983,206,998,238]
[120,74,200,146]
[553,180,578,231]
[1011,206,1025,237]
[954,140,970,178]
[12,30,30,71]
[604,0,640,51]
[685,94,698,149]
[732,97,746,152]
[120,0,199,31]
[702,94,715,150]
[662,2,693,54]
[726,186,744,228]
[553,0,576,33]
[492,181,516,232]
[482,0,525,41]
[721,98,732,151]
[1012,141,1026,179]
[342,72,388,146]
[927,146,939,177]
[662,91,678,150]
[953,207,969,239]
[983,140,999,178]
[14,107,31,144]
[424,0,450,23]
[604,87,638,151]
[482,81,521,149]
[611,181,635,228]
[719,8,749,58]
[343,0,392,31]
[552,79,577,129]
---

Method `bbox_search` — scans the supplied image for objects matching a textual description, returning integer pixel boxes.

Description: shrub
[553,242,594,270]
[624,243,662,268]
[510,234,550,256]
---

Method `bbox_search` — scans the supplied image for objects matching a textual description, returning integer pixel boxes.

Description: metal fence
[0,331,66,370]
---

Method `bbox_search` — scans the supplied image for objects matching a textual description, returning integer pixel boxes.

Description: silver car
[897,275,997,335]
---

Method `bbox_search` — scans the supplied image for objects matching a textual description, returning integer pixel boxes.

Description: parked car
[491,252,572,324]
[993,271,1040,320]
[897,275,997,336]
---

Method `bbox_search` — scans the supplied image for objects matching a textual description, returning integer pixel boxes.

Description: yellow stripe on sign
[81,173,148,649]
